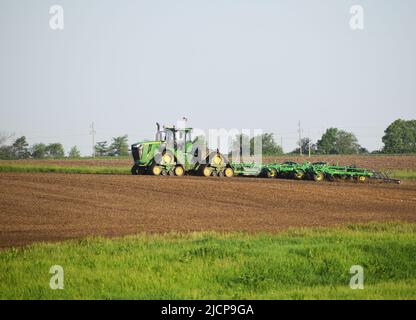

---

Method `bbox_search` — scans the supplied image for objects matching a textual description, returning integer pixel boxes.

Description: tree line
[231,119,416,156]
[0,119,414,159]
[0,134,129,160]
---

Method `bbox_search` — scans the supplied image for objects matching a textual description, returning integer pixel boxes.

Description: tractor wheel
[206,152,228,167]
[267,169,277,178]
[151,165,162,176]
[161,151,174,166]
[224,167,234,178]
[174,166,185,177]
[294,170,305,180]
[313,172,325,182]
[202,166,212,177]
[131,165,138,175]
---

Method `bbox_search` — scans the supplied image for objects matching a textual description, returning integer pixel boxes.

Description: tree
[11,136,30,159]
[258,133,283,156]
[68,146,81,158]
[317,128,362,154]
[317,128,338,154]
[95,141,109,157]
[382,119,416,153]
[31,143,47,159]
[109,135,129,157]
[231,133,283,157]
[334,130,361,154]
[0,146,13,160]
[230,133,251,157]
[292,137,317,155]
[45,143,65,158]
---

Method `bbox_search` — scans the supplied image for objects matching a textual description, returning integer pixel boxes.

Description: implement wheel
[294,170,305,180]
[358,175,366,182]
[174,166,184,177]
[267,169,277,178]
[313,171,325,182]
[224,167,234,178]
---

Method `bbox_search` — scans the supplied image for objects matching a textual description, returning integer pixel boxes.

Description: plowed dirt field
[1,173,415,248]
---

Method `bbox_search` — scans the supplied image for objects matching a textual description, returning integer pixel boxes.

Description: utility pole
[90,122,96,158]
[298,121,302,156]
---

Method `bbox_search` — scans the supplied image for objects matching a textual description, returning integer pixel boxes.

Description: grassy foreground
[0,163,415,179]
[1,223,415,299]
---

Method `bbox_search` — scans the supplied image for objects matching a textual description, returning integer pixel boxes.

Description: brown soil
[1,173,415,248]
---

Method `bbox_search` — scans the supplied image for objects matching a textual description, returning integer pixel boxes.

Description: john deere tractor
[131,123,234,177]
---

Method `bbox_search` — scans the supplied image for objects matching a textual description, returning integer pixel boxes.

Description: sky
[0,0,415,155]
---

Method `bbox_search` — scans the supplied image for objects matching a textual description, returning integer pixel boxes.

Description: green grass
[0,164,130,175]
[1,223,415,300]
[1,163,416,180]
[391,170,416,180]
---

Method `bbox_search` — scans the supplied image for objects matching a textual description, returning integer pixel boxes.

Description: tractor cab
[155,123,193,152]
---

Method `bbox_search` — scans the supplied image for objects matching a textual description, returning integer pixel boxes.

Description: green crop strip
[1,223,415,299]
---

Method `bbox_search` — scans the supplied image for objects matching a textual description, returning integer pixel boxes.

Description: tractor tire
[202,166,212,177]
[131,165,139,175]
[224,167,234,178]
[151,165,162,176]
[206,151,228,167]
[161,151,175,166]
[174,166,185,176]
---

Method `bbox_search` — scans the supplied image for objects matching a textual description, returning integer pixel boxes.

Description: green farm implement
[306,162,401,184]
[228,161,401,184]
[130,121,400,184]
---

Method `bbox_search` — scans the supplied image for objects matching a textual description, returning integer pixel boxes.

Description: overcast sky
[0,0,415,155]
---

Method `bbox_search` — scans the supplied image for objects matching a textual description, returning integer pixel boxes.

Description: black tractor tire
[131,165,139,175]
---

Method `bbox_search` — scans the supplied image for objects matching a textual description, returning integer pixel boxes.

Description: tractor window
[160,131,166,141]
[178,131,184,140]
[166,130,174,145]
[186,131,192,142]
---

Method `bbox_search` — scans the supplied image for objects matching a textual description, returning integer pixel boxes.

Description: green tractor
[130,123,234,177]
